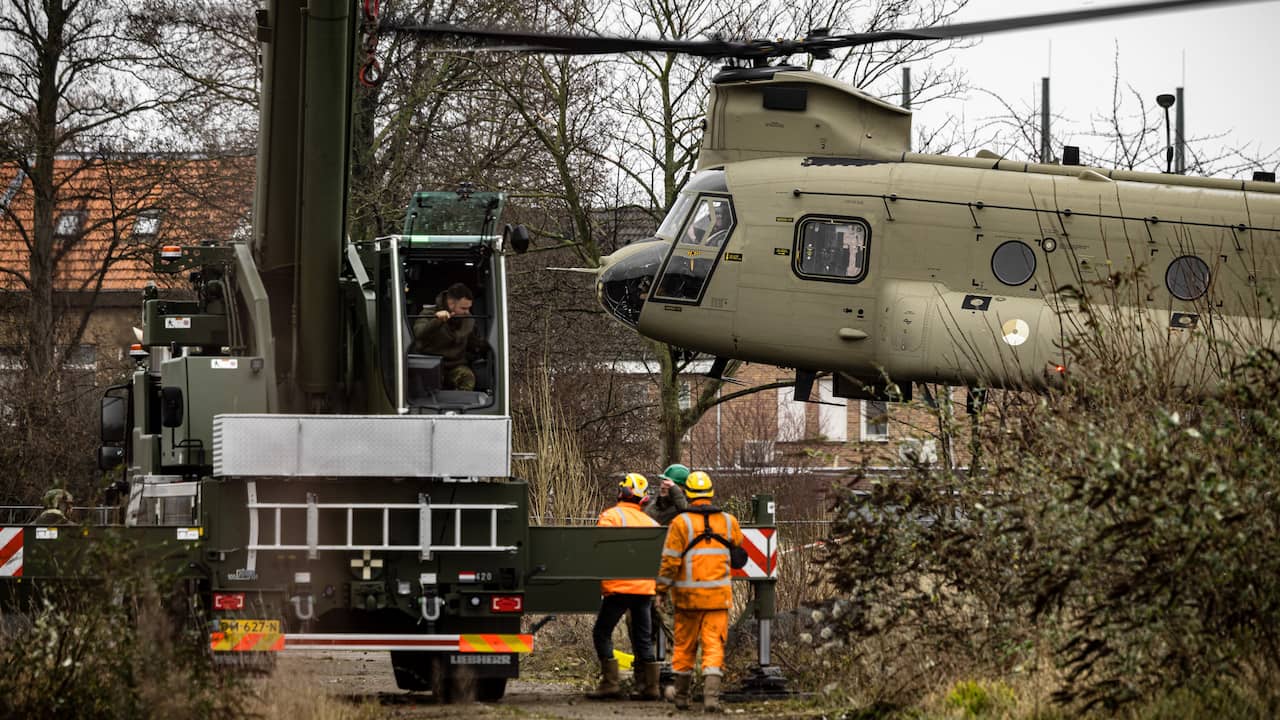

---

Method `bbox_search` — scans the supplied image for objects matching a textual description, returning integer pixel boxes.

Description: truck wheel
[432,656,476,703]
[476,677,507,702]
[390,651,432,691]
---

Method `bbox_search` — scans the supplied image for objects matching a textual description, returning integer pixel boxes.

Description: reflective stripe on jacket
[597,501,659,596]
[656,500,744,610]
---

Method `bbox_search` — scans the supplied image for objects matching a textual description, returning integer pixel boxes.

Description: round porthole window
[1166,255,1210,301]
[991,240,1036,287]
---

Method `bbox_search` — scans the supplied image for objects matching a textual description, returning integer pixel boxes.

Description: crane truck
[0,0,782,702]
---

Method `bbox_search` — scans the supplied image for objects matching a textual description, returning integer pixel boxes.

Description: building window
[54,210,87,238]
[776,387,806,442]
[131,210,162,243]
[741,440,776,466]
[817,378,848,442]
[63,345,97,393]
[794,216,870,282]
[66,344,97,370]
[861,400,889,442]
[678,380,692,410]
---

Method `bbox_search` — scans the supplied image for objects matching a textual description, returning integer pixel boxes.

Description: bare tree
[125,0,260,152]
[0,1,254,503]
[0,0,211,377]
[971,48,1279,177]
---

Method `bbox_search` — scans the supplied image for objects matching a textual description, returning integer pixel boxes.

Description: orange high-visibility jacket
[656,501,744,609]
[597,501,659,596]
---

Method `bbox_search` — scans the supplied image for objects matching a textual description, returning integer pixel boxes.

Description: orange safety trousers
[671,608,728,674]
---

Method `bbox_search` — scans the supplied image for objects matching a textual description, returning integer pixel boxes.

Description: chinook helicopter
[403,0,1280,402]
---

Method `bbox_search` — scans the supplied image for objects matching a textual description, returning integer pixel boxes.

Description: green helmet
[660,463,691,486]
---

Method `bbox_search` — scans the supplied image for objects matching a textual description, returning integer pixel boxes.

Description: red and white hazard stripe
[0,528,23,577]
[284,634,461,652]
[283,633,534,653]
[732,528,778,579]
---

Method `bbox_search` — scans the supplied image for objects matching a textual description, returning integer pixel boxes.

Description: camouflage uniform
[34,489,73,525]
[412,291,488,391]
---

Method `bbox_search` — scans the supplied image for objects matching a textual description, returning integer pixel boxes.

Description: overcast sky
[907,0,1280,174]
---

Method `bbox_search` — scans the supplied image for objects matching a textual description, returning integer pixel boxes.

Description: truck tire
[390,651,432,691]
[432,657,475,703]
[476,677,507,702]
[392,654,506,702]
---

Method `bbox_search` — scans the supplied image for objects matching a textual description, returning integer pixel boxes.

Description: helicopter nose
[598,238,668,327]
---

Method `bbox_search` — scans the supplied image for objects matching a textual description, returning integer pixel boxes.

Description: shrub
[944,679,1014,717]
[820,282,1280,715]
[0,534,243,719]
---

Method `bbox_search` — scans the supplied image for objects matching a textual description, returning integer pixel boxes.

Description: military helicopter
[400,0,1280,403]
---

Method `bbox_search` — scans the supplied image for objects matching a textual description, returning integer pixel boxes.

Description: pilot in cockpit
[682,201,730,248]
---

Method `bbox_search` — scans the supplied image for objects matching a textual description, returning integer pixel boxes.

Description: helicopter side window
[794,217,870,283]
[1166,255,1211,301]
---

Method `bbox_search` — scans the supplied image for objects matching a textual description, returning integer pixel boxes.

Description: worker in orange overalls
[655,471,744,712]
[587,473,662,701]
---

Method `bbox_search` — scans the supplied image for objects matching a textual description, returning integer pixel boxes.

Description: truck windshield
[403,192,505,238]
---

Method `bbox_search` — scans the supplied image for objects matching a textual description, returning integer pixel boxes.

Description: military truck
[0,187,780,699]
[0,0,782,702]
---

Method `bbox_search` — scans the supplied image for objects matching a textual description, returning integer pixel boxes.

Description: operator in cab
[412,283,488,391]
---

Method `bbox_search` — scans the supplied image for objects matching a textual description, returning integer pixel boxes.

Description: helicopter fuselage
[600,114,1280,394]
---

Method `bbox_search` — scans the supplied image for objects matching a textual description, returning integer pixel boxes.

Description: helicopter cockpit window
[653,196,736,303]
[794,217,870,282]
[655,170,729,241]
[656,194,696,241]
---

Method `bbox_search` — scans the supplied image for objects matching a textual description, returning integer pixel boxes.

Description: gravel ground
[276,650,816,719]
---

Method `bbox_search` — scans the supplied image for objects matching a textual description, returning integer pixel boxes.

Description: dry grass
[247,667,382,720]
[514,365,601,526]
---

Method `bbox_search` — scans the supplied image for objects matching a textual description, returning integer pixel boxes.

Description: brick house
[0,154,252,384]
[604,356,979,513]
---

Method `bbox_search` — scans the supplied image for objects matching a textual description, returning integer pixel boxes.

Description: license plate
[218,619,280,634]
[211,619,284,652]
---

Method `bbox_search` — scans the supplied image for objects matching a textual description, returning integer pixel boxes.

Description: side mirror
[101,394,128,444]
[97,445,125,471]
[502,224,531,254]
[160,386,184,428]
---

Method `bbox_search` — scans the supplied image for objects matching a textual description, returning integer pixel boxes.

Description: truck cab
[350,190,517,416]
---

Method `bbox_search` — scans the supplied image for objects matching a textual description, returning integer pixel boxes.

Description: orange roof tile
[0,155,253,294]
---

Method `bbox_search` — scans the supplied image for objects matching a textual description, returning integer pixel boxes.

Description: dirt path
[277,651,814,719]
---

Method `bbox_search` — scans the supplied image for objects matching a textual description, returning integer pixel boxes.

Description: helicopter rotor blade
[390,0,1270,61]
[390,24,759,58]
[821,0,1267,49]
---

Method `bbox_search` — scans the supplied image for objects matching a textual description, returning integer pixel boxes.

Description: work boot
[669,673,692,710]
[586,658,623,700]
[703,670,723,713]
[630,661,661,700]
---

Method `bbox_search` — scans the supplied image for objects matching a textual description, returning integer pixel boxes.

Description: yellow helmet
[683,471,714,500]
[619,473,649,499]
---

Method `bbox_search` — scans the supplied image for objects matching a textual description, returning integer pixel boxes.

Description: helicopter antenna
[1157,93,1176,174]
